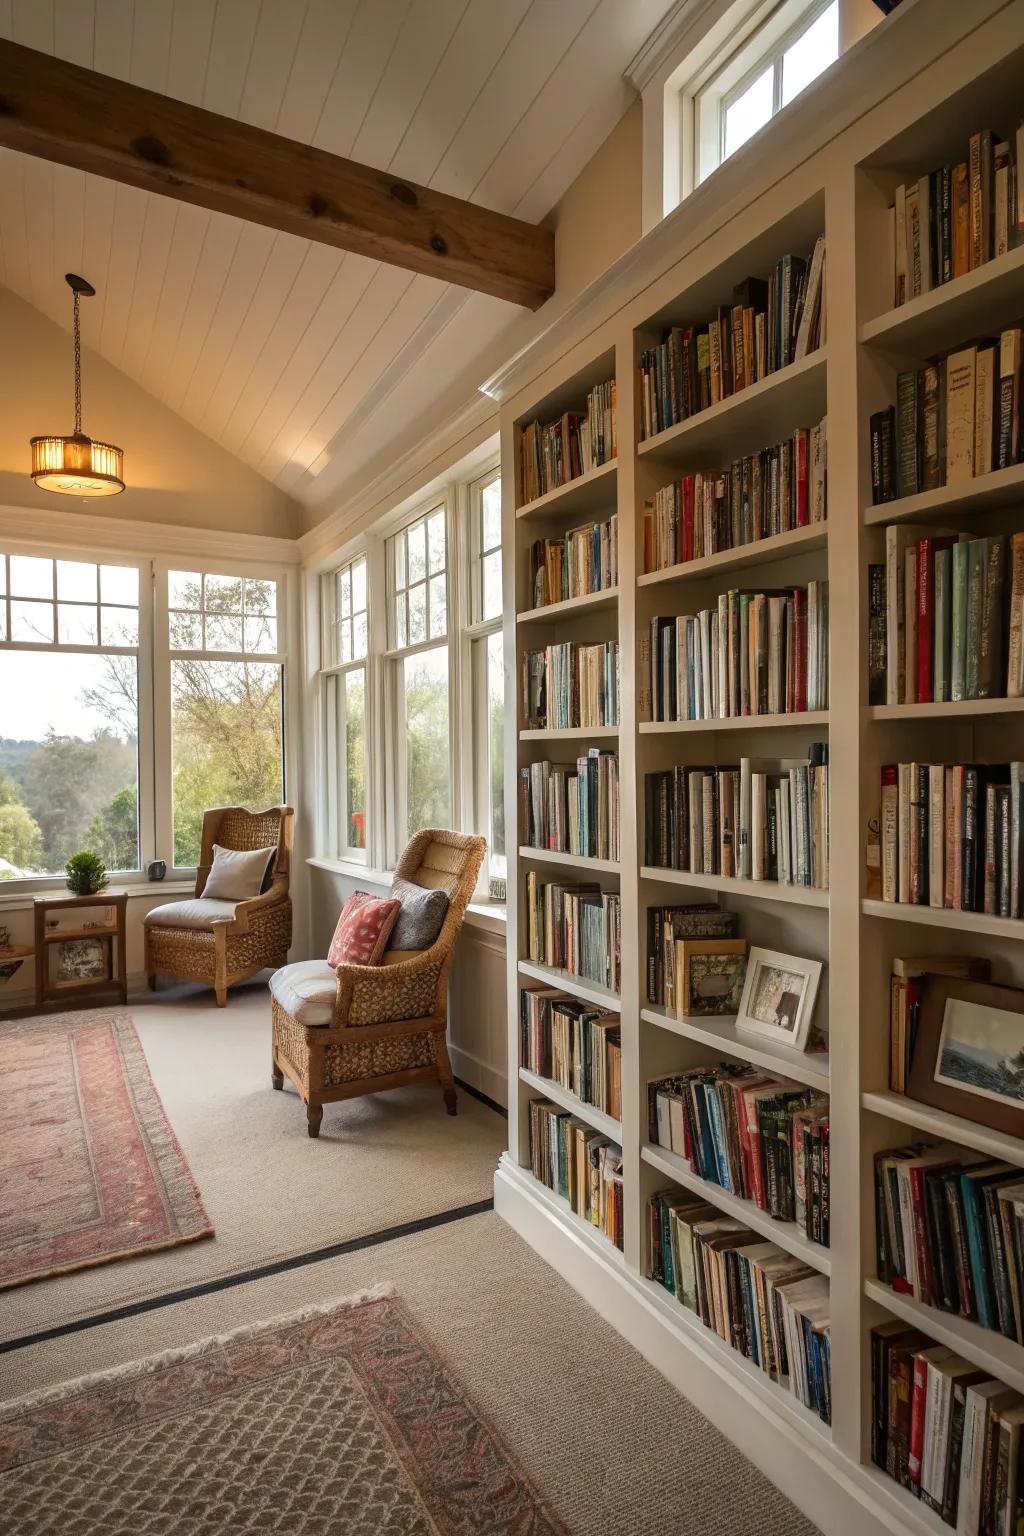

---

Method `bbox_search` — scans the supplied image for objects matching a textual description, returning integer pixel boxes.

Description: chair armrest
[332,948,445,1028]
[222,888,290,936]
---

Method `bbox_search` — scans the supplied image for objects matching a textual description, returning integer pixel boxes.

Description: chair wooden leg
[271,1054,283,1090]
[432,1031,457,1116]
[306,1101,323,1139]
[215,985,228,1007]
[147,973,158,991]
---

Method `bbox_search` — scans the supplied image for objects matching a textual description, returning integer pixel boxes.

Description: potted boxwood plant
[65,850,108,897]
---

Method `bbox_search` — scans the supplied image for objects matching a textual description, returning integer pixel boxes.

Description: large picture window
[321,556,369,860]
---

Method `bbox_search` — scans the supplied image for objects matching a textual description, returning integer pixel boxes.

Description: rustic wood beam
[0,40,555,310]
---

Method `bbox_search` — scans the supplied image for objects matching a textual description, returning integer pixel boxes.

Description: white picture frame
[736,947,822,1051]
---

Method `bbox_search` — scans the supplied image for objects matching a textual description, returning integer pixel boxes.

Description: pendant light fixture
[30,274,125,497]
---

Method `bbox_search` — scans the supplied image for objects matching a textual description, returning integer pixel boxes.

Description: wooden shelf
[861,898,1024,942]
[640,710,828,734]
[861,1089,1024,1169]
[515,459,617,522]
[519,725,619,741]
[504,1160,629,1269]
[518,846,620,874]
[0,944,34,959]
[517,587,619,625]
[637,351,826,466]
[868,697,1024,720]
[642,1142,831,1275]
[41,925,117,943]
[517,959,620,1013]
[863,1278,1024,1397]
[863,461,1024,527]
[641,866,829,907]
[519,1067,622,1141]
[50,974,118,992]
[642,1004,830,1092]
[638,522,828,588]
[860,244,1024,356]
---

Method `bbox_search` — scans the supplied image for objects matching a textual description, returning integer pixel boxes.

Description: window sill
[0,878,197,913]
[306,855,507,934]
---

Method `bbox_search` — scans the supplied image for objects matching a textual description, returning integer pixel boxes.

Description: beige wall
[547,99,644,303]
[0,287,299,538]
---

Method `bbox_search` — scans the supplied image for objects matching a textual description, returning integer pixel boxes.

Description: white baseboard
[449,1042,508,1109]
[494,1157,917,1536]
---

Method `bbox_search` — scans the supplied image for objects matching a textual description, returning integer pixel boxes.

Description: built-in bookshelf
[498,19,1024,1536]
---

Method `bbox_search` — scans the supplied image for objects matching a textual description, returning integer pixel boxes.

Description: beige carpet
[1,981,505,1344]
[2,1212,819,1535]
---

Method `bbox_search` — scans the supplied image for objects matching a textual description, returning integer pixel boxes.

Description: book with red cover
[916,536,955,703]
[794,428,809,527]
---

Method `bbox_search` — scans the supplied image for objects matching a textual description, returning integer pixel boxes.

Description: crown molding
[625,0,719,91]
[0,503,301,564]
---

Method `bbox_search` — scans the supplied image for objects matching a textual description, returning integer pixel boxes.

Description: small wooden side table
[34,892,129,1009]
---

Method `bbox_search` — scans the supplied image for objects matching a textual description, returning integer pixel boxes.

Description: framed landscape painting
[909,976,1024,1136]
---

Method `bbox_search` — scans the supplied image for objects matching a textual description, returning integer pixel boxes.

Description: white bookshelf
[497,15,1024,1535]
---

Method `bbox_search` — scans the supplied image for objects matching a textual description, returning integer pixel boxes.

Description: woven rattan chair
[145,805,293,1006]
[270,828,485,1137]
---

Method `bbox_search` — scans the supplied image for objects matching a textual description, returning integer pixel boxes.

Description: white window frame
[319,555,370,864]
[0,542,154,889]
[459,462,505,887]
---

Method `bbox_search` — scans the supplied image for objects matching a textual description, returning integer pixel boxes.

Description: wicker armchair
[269,828,485,1138]
[145,805,293,1006]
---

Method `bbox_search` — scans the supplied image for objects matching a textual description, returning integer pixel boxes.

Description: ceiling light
[31,274,124,497]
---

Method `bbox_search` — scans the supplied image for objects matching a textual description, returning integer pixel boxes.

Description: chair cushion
[202,843,276,901]
[145,898,238,930]
[388,877,449,952]
[327,891,400,968]
[270,960,336,1027]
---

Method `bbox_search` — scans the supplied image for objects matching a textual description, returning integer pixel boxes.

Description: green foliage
[0,802,43,876]
[87,785,139,871]
[65,849,108,896]
[23,730,138,871]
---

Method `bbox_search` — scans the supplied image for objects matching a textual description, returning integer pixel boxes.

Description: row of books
[646,584,828,722]
[522,641,620,731]
[528,1098,623,1249]
[519,985,621,1120]
[518,751,619,862]
[523,873,621,993]
[650,1068,830,1244]
[526,514,618,610]
[644,748,830,891]
[649,1190,831,1422]
[878,761,1024,916]
[871,530,1024,706]
[875,1139,1024,1342]
[870,331,1023,504]
[871,1322,1023,1531]
[518,377,617,505]
[645,902,739,1008]
[888,955,992,1096]
[890,126,1024,307]
[640,419,827,574]
[638,238,826,441]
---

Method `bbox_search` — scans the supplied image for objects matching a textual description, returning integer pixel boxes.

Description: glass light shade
[31,433,124,497]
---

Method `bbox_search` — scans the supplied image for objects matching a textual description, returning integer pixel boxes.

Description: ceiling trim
[0,503,301,565]
[625,0,720,91]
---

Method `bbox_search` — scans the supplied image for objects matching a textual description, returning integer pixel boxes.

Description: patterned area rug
[0,1286,566,1535]
[0,1009,213,1289]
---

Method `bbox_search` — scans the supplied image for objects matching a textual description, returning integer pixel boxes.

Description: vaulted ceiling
[0,0,671,520]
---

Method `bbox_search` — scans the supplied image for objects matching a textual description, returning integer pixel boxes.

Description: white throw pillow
[201,843,275,902]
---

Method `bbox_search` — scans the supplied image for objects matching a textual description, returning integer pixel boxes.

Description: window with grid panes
[468,470,506,881]
[322,556,369,859]
[389,506,451,843]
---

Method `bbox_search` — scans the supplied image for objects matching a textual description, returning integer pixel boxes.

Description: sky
[2,652,130,741]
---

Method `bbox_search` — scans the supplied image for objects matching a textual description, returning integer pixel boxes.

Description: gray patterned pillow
[388,877,449,951]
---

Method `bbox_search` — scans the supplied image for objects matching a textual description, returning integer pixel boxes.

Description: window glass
[391,508,447,647]
[403,645,450,836]
[486,630,506,880]
[168,571,278,655]
[724,66,773,158]
[781,1,838,105]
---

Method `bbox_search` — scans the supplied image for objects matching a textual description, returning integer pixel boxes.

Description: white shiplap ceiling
[0,0,672,518]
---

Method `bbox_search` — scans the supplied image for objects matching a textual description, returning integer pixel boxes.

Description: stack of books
[874,1140,1024,1339]
[641,420,827,574]
[638,238,826,440]
[521,640,620,730]
[519,377,617,503]
[869,530,1024,705]
[645,583,828,721]
[523,872,621,992]
[649,1189,831,1421]
[644,747,830,890]
[878,760,1024,914]
[649,1069,830,1244]
[645,902,740,1007]
[518,751,619,861]
[520,986,621,1119]
[871,1323,1023,1530]
[889,127,1024,307]
[887,955,992,1093]
[529,1098,624,1248]
[527,514,618,608]
[870,332,1023,503]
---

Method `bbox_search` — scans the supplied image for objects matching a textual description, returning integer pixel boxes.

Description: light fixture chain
[72,289,82,435]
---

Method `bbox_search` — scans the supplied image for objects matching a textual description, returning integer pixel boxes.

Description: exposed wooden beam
[0,39,555,310]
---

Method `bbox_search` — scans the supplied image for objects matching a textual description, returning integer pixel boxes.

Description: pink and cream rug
[0,1009,212,1289]
[0,1286,566,1535]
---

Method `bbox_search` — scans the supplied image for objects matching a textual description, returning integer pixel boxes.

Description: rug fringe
[0,1283,396,1415]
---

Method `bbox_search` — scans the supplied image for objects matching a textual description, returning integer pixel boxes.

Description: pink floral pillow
[327,891,401,969]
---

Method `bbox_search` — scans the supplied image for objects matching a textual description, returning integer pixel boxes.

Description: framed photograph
[908,976,1024,1137]
[736,948,822,1051]
[56,938,107,983]
[674,938,748,1016]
